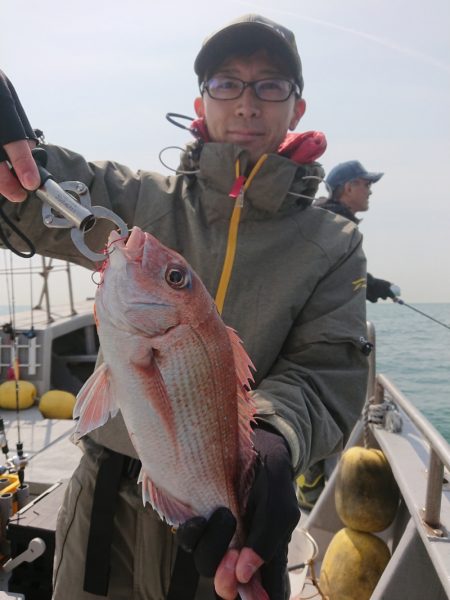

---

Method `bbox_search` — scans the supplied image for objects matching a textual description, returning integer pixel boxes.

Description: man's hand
[0,140,39,202]
[176,507,237,578]
[177,427,300,599]
[366,274,400,303]
[215,427,299,599]
[389,283,401,299]
[0,70,40,201]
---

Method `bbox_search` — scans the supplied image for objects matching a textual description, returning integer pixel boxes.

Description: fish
[73,226,269,599]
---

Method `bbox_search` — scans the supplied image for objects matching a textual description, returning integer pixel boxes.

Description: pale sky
[1,0,449,305]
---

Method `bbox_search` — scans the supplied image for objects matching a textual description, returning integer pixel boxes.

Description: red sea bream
[73,227,268,598]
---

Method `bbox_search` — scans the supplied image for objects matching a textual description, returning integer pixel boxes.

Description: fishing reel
[8,443,28,473]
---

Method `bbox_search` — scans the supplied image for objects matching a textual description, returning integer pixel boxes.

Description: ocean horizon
[367,302,450,443]
[1,303,449,442]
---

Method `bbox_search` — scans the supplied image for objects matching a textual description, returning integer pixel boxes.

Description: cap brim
[194,22,301,85]
[364,172,384,183]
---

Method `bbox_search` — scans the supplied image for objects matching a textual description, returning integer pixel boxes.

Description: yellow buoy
[320,527,390,600]
[0,380,36,410]
[39,390,76,419]
[335,446,399,532]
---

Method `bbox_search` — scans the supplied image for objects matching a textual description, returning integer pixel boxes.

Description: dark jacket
[318,199,395,303]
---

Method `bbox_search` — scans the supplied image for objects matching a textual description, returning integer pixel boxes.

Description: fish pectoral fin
[138,469,195,526]
[144,358,177,448]
[73,363,118,439]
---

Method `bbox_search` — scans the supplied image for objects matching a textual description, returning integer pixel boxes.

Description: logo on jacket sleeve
[352,277,367,292]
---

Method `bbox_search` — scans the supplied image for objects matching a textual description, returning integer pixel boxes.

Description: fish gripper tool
[32,147,128,262]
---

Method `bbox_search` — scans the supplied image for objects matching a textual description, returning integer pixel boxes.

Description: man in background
[321,160,401,303]
[298,160,401,511]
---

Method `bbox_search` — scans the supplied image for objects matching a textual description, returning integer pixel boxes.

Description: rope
[362,396,373,449]
[367,402,386,426]
[363,396,403,435]
[307,558,327,599]
[362,390,403,448]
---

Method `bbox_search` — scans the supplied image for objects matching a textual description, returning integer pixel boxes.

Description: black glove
[243,427,300,599]
[176,427,300,599]
[366,273,395,303]
[176,507,237,578]
[0,70,38,162]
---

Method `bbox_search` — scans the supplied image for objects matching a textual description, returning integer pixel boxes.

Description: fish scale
[150,323,241,521]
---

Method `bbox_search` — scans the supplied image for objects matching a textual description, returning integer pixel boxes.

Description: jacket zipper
[215,154,268,315]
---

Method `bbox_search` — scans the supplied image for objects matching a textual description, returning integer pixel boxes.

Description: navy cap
[194,14,304,92]
[325,160,383,191]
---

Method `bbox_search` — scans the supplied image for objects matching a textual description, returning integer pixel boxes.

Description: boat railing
[367,321,450,536]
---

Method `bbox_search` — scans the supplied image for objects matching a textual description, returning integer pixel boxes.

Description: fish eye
[165,265,190,289]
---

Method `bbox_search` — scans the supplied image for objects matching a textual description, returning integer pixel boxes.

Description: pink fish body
[74,227,267,598]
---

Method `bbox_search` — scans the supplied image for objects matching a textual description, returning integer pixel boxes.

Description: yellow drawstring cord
[215,154,268,315]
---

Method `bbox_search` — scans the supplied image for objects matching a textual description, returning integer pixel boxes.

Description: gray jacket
[1,140,368,473]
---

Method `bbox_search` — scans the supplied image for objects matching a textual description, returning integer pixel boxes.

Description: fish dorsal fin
[226,327,257,502]
[226,326,255,389]
[139,469,195,526]
[73,363,119,439]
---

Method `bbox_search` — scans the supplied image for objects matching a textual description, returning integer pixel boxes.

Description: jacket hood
[180,124,326,214]
[190,117,327,164]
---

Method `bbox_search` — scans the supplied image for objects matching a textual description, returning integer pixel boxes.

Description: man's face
[194,50,306,166]
[342,179,373,214]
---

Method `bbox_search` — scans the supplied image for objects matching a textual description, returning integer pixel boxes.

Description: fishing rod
[393,298,450,331]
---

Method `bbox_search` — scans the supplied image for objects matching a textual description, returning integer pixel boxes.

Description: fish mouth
[109,226,146,259]
[126,227,146,252]
[127,301,171,310]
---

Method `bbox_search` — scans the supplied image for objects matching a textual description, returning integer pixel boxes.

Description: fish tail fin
[73,363,119,439]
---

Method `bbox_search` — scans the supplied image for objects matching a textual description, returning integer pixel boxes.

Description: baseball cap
[194,14,304,92]
[325,160,383,191]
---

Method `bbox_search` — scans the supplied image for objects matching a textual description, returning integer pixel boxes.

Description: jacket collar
[181,137,326,214]
[190,118,327,164]
[319,199,360,224]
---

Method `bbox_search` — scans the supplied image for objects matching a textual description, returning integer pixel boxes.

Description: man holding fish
[0,14,369,600]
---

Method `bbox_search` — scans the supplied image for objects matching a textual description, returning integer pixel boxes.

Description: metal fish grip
[33,147,128,262]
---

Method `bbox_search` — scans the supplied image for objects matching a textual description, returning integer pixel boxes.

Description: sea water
[367,302,450,442]
[1,303,449,442]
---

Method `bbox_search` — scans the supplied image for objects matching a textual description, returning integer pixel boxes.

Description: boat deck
[0,405,81,496]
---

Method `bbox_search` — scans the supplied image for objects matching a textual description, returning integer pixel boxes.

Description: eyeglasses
[201,76,300,102]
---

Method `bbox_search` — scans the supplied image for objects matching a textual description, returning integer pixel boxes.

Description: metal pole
[374,378,385,405]
[424,449,444,531]
[41,257,53,324]
[65,261,77,316]
[366,321,376,402]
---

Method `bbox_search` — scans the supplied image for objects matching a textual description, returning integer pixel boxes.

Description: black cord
[165,112,204,142]
[165,113,195,131]
[0,201,35,258]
